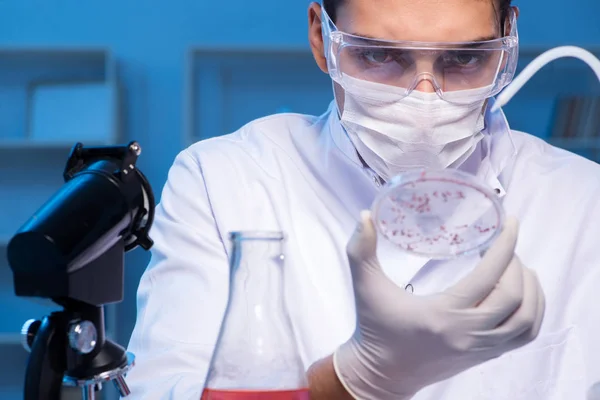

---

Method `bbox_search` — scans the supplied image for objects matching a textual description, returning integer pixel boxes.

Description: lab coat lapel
[329,109,431,287]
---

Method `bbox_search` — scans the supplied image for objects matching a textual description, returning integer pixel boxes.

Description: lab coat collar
[327,98,518,198]
[479,97,518,198]
[328,101,363,167]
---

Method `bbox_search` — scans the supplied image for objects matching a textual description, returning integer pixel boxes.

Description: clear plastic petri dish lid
[371,169,505,259]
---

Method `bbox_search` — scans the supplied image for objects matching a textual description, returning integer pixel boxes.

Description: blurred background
[0,0,599,398]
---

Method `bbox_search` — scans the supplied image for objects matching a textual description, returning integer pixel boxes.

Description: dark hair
[323,0,513,32]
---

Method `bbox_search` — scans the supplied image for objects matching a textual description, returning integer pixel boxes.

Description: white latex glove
[334,210,545,400]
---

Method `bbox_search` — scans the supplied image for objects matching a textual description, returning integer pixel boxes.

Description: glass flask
[202,231,310,400]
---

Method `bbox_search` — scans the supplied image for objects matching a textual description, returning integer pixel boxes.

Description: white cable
[491,46,600,112]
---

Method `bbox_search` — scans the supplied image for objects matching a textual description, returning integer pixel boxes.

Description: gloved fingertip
[347,210,379,265]
[350,210,377,248]
[503,215,520,235]
[360,210,377,236]
[488,215,519,255]
[360,210,373,225]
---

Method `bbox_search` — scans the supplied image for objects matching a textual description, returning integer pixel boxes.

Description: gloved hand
[334,210,545,400]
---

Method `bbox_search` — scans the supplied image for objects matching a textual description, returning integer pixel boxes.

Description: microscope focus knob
[68,320,98,354]
[21,319,41,353]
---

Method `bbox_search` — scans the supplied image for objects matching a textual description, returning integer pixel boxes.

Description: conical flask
[202,231,309,400]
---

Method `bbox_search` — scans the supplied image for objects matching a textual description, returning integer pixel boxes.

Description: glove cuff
[332,349,362,400]
[333,339,415,400]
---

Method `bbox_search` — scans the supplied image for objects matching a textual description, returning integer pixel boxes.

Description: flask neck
[229,232,287,313]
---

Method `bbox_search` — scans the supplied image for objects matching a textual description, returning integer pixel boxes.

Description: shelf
[0,248,60,336]
[0,47,115,84]
[185,46,333,143]
[0,344,29,399]
[0,333,22,346]
[0,180,64,239]
[0,236,9,247]
[0,47,121,146]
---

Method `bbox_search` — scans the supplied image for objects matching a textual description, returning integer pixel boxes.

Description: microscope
[6,141,156,400]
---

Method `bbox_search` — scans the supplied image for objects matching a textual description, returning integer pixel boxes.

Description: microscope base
[63,352,135,400]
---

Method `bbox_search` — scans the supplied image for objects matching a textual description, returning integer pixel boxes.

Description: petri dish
[371,169,504,259]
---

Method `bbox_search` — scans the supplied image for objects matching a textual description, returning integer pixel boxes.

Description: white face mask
[338,75,490,182]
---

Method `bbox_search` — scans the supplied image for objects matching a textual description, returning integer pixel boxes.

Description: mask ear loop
[492,46,600,112]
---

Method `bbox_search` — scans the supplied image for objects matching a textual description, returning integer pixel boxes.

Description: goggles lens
[339,45,503,92]
[322,6,519,103]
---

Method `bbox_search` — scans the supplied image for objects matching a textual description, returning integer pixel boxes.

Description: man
[126,0,600,398]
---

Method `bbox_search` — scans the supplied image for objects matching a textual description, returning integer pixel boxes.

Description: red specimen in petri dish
[372,169,504,259]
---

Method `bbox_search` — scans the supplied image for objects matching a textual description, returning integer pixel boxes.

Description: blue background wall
[0,0,599,398]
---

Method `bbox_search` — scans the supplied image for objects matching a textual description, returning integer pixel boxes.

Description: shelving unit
[501,46,600,160]
[0,47,121,236]
[0,47,120,145]
[184,45,333,144]
[184,45,600,161]
[0,47,122,400]
[0,333,22,345]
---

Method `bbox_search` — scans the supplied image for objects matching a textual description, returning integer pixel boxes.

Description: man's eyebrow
[461,35,502,45]
[346,32,500,45]
[348,32,381,39]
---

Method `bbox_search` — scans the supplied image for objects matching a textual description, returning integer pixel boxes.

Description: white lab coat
[126,100,600,399]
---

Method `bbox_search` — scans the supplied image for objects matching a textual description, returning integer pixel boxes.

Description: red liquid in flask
[201,388,310,400]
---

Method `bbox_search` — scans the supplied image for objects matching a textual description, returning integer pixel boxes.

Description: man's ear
[308,2,328,73]
[503,6,519,36]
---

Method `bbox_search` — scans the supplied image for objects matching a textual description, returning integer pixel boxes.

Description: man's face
[308,0,503,109]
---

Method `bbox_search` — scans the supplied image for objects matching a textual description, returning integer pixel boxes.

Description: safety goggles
[321,6,519,104]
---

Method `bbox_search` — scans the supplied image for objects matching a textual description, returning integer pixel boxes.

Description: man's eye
[362,50,393,64]
[443,52,486,67]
